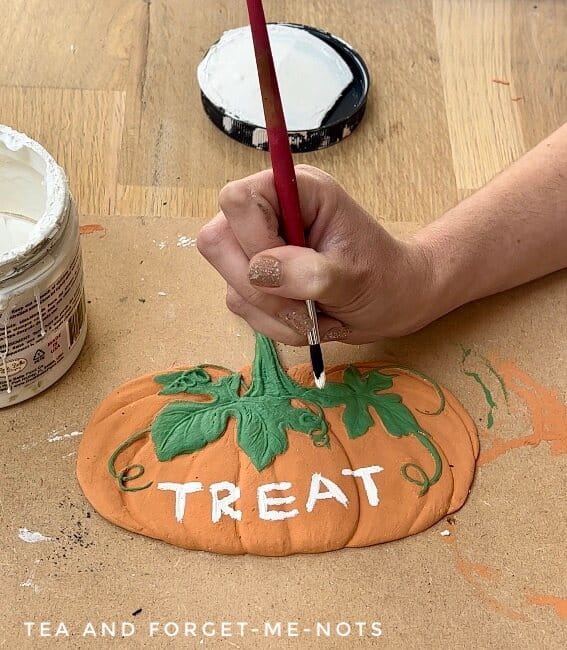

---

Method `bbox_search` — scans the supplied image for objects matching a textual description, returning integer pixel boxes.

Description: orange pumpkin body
[77,337,478,556]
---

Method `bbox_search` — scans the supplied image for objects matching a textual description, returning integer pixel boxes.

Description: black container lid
[198,23,370,153]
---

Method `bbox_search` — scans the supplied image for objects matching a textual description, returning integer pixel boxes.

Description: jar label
[0,244,86,395]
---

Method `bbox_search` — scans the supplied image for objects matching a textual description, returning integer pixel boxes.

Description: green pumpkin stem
[245,333,300,398]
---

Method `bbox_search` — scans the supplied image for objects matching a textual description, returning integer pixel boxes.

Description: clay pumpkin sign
[77,335,478,556]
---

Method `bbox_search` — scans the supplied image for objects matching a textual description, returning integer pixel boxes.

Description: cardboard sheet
[1,217,565,648]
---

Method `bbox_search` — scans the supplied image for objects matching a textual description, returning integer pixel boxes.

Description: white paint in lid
[197,24,354,131]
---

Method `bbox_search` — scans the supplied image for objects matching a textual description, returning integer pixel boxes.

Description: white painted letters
[341,465,383,506]
[157,466,384,523]
[306,473,348,512]
[158,482,203,523]
[210,481,242,522]
[257,482,299,521]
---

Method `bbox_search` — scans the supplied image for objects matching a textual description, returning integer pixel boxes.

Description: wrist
[372,236,442,337]
[401,237,443,333]
[410,216,474,327]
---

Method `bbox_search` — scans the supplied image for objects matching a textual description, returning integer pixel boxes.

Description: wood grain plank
[0,0,143,90]
[433,0,526,197]
[0,87,125,216]
[117,185,218,218]
[511,1,567,149]
[119,0,456,223]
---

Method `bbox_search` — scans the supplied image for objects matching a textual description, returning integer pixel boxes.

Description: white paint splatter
[20,577,40,592]
[48,430,82,443]
[439,529,451,537]
[157,291,167,297]
[70,44,76,53]
[18,528,52,543]
[176,235,196,248]
[21,428,82,449]
[152,239,168,250]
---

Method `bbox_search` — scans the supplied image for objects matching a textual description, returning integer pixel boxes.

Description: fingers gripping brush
[245,0,326,388]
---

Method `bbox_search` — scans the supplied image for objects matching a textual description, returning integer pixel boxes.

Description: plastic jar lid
[197,23,370,153]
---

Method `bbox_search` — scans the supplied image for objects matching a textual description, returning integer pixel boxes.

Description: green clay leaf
[341,400,375,439]
[303,367,393,407]
[344,366,394,393]
[236,405,288,471]
[367,393,420,437]
[151,373,242,460]
[152,401,232,460]
[236,397,324,471]
[155,368,213,395]
[301,366,416,438]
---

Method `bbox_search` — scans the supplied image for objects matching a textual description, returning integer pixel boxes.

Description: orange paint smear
[469,563,499,579]
[80,224,105,235]
[478,360,567,466]
[526,593,567,620]
[442,533,525,621]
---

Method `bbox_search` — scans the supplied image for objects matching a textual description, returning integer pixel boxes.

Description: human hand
[197,165,434,345]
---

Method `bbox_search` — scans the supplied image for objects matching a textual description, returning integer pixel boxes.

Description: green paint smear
[109,334,446,496]
[461,347,502,428]
[481,357,509,404]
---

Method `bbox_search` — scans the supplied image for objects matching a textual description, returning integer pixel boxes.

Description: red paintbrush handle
[246,0,306,248]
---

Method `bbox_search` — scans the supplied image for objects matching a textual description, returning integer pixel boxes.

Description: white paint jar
[0,125,87,408]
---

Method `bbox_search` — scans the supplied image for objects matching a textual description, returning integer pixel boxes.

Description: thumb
[248,246,351,304]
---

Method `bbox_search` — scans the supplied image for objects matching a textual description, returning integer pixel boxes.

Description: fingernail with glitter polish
[249,256,281,287]
[277,309,314,336]
[322,326,352,342]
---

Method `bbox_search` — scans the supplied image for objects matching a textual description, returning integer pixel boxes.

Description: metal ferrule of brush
[306,300,321,345]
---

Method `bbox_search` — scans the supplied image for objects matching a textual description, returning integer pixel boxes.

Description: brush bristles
[309,343,325,389]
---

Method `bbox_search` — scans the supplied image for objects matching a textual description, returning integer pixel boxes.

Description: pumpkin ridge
[270,441,293,556]
[442,397,479,513]
[407,442,454,536]
[306,366,365,548]
[399,429,443,495]
[451,393,480,460]
[234,366,251,554]
[434,384,479,462]
[234,420,245,554]
[328,408,363,549]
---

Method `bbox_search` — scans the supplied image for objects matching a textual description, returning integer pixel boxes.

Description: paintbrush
[245,0,326,389]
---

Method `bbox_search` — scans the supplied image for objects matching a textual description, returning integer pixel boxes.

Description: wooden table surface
[1,0,565,224]
[1,2,566,649]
